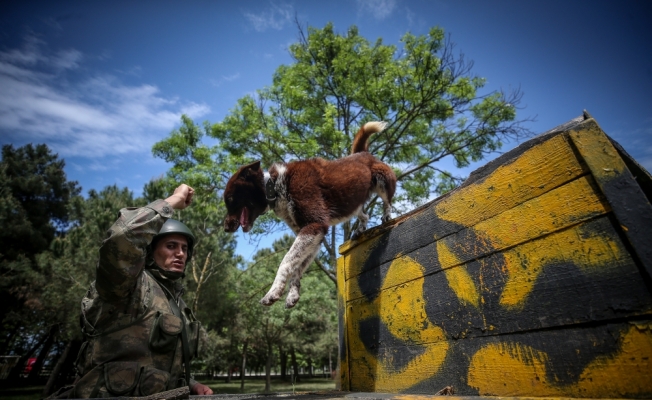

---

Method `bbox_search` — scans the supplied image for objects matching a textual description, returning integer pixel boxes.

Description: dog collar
[264,172,277,208]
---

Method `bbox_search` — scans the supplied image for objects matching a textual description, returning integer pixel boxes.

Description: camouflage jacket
[71,200,202,398]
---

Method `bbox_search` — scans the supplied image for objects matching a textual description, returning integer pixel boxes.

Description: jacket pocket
[149,312,183,353]
[104,361,140,395]
[138,365,171,395]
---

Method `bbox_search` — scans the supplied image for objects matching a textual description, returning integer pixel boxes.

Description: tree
[0,144,80,360]
[153,22,531,282]
[223,234,338,391]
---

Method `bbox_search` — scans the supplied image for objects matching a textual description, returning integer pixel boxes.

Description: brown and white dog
[223,121,396,308]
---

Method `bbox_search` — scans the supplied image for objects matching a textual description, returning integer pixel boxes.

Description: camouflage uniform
[70,200,202,398]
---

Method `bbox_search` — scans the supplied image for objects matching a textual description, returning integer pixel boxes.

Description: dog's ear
[238,160,261,180]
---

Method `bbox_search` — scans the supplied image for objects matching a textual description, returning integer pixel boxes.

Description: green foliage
[152,22,531,282]
[0,144,81,352]
[203,234,337,390]
[0,144,81,260]
[38,185,141,340]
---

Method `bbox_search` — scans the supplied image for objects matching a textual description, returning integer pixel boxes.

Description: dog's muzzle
[224,217,239,233]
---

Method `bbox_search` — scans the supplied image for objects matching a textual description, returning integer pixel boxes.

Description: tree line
[0,22,531,396]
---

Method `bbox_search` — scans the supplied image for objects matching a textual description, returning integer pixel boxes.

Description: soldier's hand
[165,184,195,210]
[191,382,213,395]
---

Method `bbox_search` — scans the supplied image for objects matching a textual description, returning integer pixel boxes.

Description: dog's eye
[226,196,233,204]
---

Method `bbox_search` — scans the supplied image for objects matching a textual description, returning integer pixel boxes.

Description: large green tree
[153,22,531,281]
[0,144,80,356]
[226,234,336,392]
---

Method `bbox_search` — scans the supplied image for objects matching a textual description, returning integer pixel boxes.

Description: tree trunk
[240,340,248,391]
[290,346,299,383]
[308,357,313,378]
[42,339,80,397]
[328,347,333,377]
[264,342,272,393]
[226,365,232,383]
[191,252,212,314]
[279,345,287,380]
[28,324,59,381]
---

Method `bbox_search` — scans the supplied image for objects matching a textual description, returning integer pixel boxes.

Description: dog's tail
[351,121,387,154]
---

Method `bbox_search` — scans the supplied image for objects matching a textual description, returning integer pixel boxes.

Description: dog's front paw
[285,293,300,309]
[260,290,281,306]
[285,283,301,308]
[382,214,391,223]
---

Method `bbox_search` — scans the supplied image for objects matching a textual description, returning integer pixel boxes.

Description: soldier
[69,184,213,397]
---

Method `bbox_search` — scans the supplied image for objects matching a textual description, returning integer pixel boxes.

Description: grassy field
[205,377,337,394]
[0,377,336,399]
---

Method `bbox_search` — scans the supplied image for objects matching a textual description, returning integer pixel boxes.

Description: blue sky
[1,0,651,259]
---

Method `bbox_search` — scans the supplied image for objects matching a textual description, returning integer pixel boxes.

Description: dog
[223,121,396,308]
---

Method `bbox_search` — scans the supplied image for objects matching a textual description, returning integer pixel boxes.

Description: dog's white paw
[382,214,391,223]
[285,282,301,308]
[260,290,282,306]
[285,293,300,308]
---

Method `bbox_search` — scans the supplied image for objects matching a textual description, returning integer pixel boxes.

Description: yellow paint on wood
[336,255,349,390]
[499,222,624,309]
[346,256,449,392]
[443,176,610,260]
[438,241,480,308]
[434,134,587,235]
[467,323,652,398]
[347,175,611,302]
[341,234,384,281]
[345,176,611,303]
[568,123,626,183]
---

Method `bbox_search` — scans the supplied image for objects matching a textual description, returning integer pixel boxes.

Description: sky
[1,0,651,260]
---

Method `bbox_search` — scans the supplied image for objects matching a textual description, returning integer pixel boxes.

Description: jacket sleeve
[95,199,175,300]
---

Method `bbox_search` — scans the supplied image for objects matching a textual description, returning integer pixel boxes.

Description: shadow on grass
[204,377,336,395]
[0,385,44,400]
[0,378,337,399]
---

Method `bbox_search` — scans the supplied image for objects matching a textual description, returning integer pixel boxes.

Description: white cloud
[0,36,210,158]
[244,2,293,32]
[209,73,241,87]
[356,0,397,21]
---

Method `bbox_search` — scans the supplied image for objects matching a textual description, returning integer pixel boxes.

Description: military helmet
[151,219,195,263]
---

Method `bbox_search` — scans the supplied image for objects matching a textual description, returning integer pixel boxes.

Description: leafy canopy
[153,22,531,277]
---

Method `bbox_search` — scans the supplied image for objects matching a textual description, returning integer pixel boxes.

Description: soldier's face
[153,234,189,273]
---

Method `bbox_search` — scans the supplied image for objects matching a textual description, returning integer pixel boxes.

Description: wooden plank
[346,320,652,398]
[340,133,589,280]
[336,256,349,390]
[346,175,611,301]
[345,217,652,348]
[568,118,652,282]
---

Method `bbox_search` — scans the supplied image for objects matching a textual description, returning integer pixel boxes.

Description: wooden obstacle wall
[336,112,652,398]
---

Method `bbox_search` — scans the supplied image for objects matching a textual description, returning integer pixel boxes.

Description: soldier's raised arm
[95,184,194,300]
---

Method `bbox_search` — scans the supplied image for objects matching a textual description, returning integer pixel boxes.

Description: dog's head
[223,161,268,233]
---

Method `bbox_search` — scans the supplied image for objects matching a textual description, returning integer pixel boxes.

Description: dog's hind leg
[260,223,327,307]
[285,241,321,308]
[351,205,369,240]
[371,164,396,223]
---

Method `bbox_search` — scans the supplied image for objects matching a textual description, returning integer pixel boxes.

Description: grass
[0,377,336,399]
[205,377,337,394]
[0,385,44,400]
